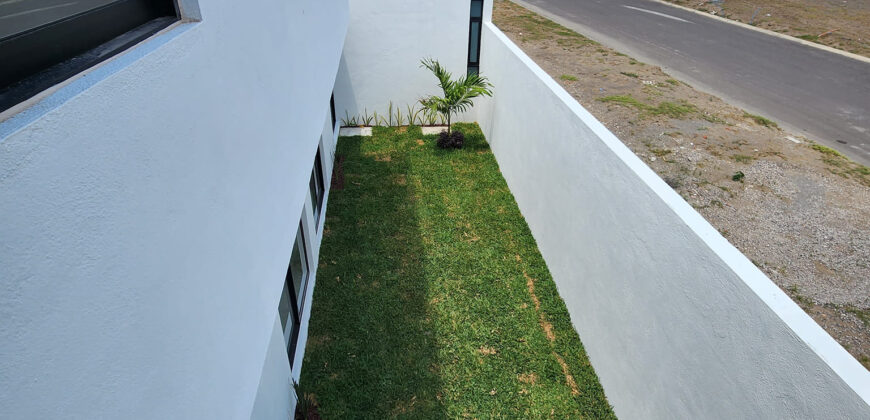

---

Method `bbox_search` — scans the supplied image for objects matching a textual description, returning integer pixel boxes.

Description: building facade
[2,0,868,418]
[1,0,347,417]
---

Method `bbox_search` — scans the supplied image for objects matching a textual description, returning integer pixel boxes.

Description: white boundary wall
[334,0,473,125]
[475,21,870,418]
[0,0,348,418]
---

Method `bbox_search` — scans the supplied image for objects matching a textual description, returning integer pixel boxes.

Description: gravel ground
[494,0,870,369]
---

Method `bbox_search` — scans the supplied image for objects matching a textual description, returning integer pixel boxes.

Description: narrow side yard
[494,0,870,368]
[300,125,615,418]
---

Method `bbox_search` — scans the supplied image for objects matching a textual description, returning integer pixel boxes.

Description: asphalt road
[515,0,870,166]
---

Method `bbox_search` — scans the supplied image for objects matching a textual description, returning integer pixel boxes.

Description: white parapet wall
[0,0,348,418]
[333,0,474,126]
[475,21,870,418]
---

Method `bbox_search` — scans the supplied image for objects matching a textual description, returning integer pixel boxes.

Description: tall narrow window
[309,147,325,228]
[0,0,179,112]
[330,93,337,129]
[278,220,310,366]
[467,0,484,75]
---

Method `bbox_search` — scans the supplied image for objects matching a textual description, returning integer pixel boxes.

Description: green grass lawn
[301,124,615,419]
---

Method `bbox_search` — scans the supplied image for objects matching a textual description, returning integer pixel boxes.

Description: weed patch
[651,148,672,157]
[654,101,697,118]
[811,143,843,157]
[743,112,778,128]
[701,113,726,124]
[843,305,870,328]
[598,95,697,119]
[786,285,814,307]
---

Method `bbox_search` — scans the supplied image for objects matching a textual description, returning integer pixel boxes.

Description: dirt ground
[493,0,870,369]
[665,0,870,58]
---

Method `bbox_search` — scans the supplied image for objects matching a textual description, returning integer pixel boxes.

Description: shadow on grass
[301,129,445,418]
[302,125,615,419]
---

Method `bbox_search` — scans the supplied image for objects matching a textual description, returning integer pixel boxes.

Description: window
[279,220,310,365]
[467,0,484,75]
[330,93,337,129]
[309,147,325,227]
[0,0,179,112]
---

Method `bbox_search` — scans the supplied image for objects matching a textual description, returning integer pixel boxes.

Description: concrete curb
[647,0,870,65]
[421,126,448,135]
[338,126,451,136]
[338,126,372,136]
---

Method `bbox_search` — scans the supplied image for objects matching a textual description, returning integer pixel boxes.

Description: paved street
[516,0,870,166]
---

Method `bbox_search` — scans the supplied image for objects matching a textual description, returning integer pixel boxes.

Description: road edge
[647,0,870,65]
[507,0,870,166]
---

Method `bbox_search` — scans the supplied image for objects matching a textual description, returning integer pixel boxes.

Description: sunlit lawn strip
[301,124,615,418]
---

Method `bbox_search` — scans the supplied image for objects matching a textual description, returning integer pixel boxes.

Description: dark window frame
[330,93,337,129]
[467,0,484,75]
[282,219,310,366]
[0,0,179,112]
[309,147,325,229]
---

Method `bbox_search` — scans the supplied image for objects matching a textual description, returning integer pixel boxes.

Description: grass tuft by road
[301,124,616,418]
[742,112,778,129]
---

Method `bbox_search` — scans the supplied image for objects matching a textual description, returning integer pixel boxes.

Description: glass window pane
[315,150,324,200]
[471,0,483,18]
[286,312,299,361]
[330,94,337,128]
[290,226,308,309]
[309,174,318,220]
[278,281,291,331]
[469,22,481,63]
[0,0,119,40]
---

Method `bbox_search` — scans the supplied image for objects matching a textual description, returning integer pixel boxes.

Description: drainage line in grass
[523,265,581,396]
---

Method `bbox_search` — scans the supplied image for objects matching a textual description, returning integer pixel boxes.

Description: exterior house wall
[333,0,474,126]
[251,111,338,419]
[474,21,870,418]
[251,316,295,420]
[0,0,348,418]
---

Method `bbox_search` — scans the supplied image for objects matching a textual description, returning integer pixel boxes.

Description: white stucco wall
[475,22,870,418]
[333,0,473,124]
[250,316,294,420]
[251,112,337,419]
[0,0,348,418]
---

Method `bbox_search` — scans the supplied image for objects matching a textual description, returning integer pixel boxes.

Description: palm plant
[419,58,493,135]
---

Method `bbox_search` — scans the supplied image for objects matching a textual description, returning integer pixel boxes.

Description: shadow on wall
[333,54,481,127]
[332,56,358,126]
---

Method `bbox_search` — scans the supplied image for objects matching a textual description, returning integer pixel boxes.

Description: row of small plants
[341,58,494,149]
[340,102,448,127]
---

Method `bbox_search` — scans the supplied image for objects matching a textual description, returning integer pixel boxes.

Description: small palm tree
[419,58,493,135]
